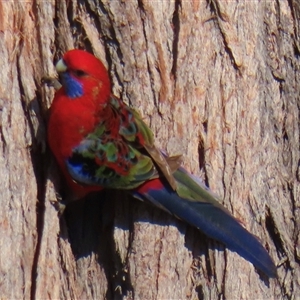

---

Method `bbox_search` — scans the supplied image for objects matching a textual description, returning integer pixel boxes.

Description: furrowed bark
[0,1,299,299]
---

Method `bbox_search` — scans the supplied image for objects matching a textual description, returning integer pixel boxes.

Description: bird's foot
[41,76,62,91]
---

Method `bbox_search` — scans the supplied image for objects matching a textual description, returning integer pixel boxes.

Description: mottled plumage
[48,49,276,277]
[66,95,172,189]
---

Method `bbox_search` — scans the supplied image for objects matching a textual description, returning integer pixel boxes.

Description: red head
[56,49,111,104]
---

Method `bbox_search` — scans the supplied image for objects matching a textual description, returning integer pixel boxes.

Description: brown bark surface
[1,1,299,299]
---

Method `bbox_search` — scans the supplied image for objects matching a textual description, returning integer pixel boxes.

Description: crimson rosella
[47,49,276,277]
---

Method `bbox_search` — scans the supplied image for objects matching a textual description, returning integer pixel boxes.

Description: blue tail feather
[133,184,276,278]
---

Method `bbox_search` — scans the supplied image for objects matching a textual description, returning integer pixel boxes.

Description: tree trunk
[1,0,299,299]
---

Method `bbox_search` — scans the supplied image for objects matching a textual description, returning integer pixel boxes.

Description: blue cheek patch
[61,73,83,98]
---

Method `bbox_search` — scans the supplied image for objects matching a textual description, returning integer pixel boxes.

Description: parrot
[47,49,276,278]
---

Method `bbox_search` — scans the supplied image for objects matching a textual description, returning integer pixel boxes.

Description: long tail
[133,167,276,278]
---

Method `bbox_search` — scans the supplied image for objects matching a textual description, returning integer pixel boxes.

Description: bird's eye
[72,69,87,77]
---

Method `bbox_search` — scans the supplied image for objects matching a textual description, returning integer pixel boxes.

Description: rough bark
[0,0,299,299]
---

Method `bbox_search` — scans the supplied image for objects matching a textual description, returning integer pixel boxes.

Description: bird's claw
[41,76,62,91]
[50,192,67,217]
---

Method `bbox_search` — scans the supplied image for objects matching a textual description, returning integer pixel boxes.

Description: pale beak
[56,59,67,73]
